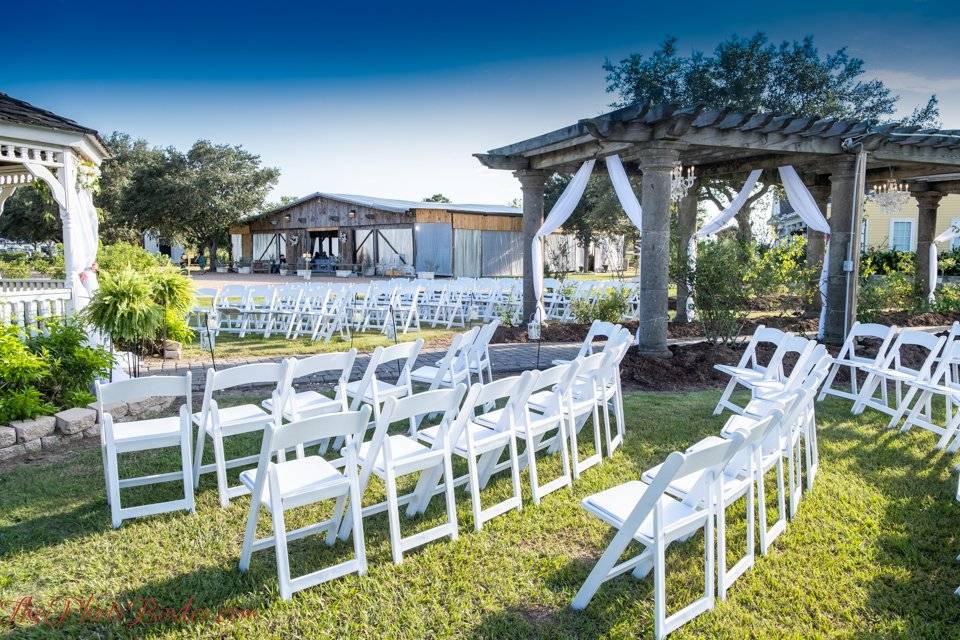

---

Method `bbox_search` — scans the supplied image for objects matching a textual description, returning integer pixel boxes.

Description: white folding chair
[417,373,533,530]
[554,352,606,478]
[592,329,632,457]
[895,337,960,450]
[571,433,747,639]
[818,322,897,403]
[264,284,304,338]
[264,350,357,453]
[713,326,788,415]
[346,339,422,421]
[238,406,371,600]
[478,362,575,504]
[715,334,815,416]
[642,413,777,600]
[468,318,500,385]
[95,373,194,528]
[238,285,277,338]
[551,320,622,366]
[190,287,220,330]
[215,284,250,334]
[193,361,288,506]
[852,330,946,419]
[410,328,476,391]
[340,385,467,564]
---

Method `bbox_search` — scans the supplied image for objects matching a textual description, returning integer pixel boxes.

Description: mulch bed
[491,311,960,346]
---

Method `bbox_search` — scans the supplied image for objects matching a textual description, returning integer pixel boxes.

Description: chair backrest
[576,320,622,358]
[837,322,898,365]
[260,406,372,473]
[289,350,357,383]
[625,432,746,534]
[883,329,946,379]
[456,370,538,436]
[736,325,788,372]
[193,288,219,309]
[96,372,192,418]
[200,361,288,424]
[218,284,248,306]
[379,339,423,371]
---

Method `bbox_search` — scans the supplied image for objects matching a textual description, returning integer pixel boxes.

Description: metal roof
[249,192,520,221]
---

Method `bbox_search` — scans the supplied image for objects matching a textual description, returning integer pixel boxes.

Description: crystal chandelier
[670,163,696,203]
[867,170,910,215]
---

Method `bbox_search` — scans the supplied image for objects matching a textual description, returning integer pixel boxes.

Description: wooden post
[805,181,831,314]
[514,169,548,320]
[913,185,944,299]
[674,177,699,323]
[824,157,863,345]
[636,143,684,356]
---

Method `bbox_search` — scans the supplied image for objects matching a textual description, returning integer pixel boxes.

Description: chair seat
[409,365,461,385]
[359,435,431,473]
[240,456,345,505]
[193,404,270,432]
[861,366,919,382]
[262,390,341,417]
[714,364,766,380]
[418,420,506,454]
[528,390,594,414]
[111,415,182,444]
[582,480,700,542]
[346,379,407,402]
[475,406,559,434]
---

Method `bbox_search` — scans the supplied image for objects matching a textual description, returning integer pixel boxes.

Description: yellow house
[860,194,960,252]
[774,194,960,253]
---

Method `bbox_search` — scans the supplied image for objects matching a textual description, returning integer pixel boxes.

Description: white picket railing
[0,280,73,334]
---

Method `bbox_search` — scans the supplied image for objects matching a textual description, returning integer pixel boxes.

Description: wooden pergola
[476,103,960,353]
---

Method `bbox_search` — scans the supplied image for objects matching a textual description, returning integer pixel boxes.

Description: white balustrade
[0,281,72,334]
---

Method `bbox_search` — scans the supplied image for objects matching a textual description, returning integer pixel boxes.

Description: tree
[96,131,168,244]
[423,193,452,203]
[124,140,279,270]
[0,180,60,241]
[603,33,941,314]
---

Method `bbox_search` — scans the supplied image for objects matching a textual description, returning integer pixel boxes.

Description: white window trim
[889,218,915,252]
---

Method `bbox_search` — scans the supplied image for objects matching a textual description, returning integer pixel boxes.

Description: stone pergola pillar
[636,144,684,356]
[824,157,862,345]
[515,169,549,320]
[913,185,944,298]
[805,181,831,313]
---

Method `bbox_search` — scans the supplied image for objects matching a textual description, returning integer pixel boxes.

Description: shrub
[572,286,629,324]
[83,267,165,351]
[745,235,817,310]
[691,239,750,344]
[0,259,31,279]
[860,248,914,276]
[26,319,112,410]
[856,271,917,322]
[97,241,163,274]
[931,283,960,314]
[0,326,54,422]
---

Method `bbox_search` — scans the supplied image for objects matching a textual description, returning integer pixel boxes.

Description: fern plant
[83,267,164,351]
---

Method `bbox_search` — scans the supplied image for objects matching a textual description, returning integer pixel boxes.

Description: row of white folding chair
[713,326,817,416]
[573,352,831,638]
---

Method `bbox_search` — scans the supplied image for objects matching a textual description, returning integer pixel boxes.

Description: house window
[861,219,868,250]
[890,220,913,252]
[952,219,960,251]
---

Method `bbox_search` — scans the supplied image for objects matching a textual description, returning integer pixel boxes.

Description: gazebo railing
[0,280,73,334]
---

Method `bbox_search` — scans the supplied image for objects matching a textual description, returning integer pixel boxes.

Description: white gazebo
[0,92,109,318]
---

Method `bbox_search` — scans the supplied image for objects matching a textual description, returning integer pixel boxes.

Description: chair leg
[271,500,292,600]
[467,454,484,531]
[180,431,195,513]
[653,538,667,640]
[384,467,404,564]
[239,492,263,572]
[105,446,122,528]
[211,432,231,508]
[442,453,459,541]
[192,426,206,487]
[349,468,368,577]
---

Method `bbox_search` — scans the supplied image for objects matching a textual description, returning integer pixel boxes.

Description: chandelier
[867,171,910,215]
[670,164,696,203]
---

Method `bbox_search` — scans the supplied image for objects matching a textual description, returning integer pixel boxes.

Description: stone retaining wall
[0,396,176,463]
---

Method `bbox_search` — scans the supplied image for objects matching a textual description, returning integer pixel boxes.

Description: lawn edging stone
[55,407,98,435]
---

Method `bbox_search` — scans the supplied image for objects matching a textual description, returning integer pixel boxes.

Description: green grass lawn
[2,391,960,638]
[180,327,460,360]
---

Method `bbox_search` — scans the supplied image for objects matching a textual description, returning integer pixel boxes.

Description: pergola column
[824,157,862,345]
[637,143,684,356]
[805,181,831,313]
[515,169,549,320]
[913,185,944,297]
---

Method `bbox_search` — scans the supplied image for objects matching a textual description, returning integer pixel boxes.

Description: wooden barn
[229,193,524,277]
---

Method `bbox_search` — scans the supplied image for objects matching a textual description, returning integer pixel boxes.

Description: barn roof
[248,192,520,221]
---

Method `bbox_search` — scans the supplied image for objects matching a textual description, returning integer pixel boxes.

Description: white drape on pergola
[531,157,831,336]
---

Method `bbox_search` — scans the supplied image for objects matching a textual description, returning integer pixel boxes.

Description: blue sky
[6,0,959,204]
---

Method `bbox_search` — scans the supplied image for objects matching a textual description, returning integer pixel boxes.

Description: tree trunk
[735,205,752,244]
[209,237,218,272]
